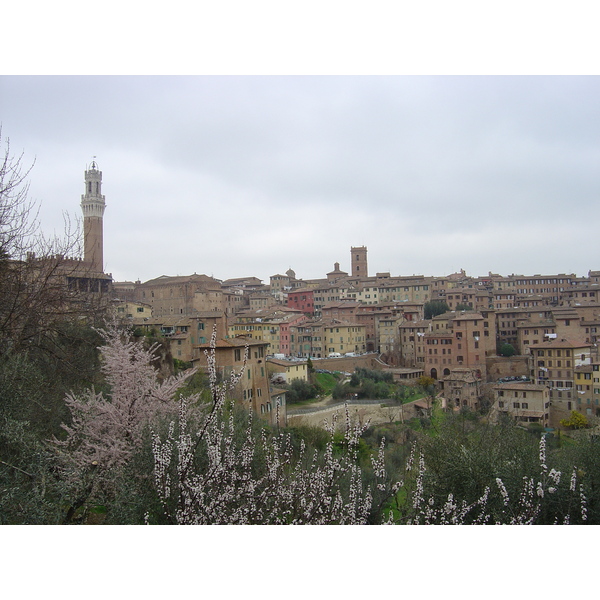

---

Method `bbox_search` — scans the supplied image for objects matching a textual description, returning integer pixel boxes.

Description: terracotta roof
[493,382,548,392]
[268,358,308,367]
[532,338,590,349]
[195,337,268,349]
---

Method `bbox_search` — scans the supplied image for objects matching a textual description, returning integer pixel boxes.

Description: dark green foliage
[454,303,473,312]
[355,367,393,384]
[334,367,413,401]
[424,300,450,319]
[418,413,540,507]
[0,322,106,524]
[284,378,321,403]
[173,358,193,373]
[285,424,332,453]
[498,342,517,357]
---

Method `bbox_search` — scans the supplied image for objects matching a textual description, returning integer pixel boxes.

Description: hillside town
[4,146,600,529]
[70,163,600,432]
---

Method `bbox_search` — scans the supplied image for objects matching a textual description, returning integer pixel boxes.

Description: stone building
[491,382,550,426]
[531,338,592,427]
[440,368,482,410]
[191,336,283,425]
[133,273,224,317]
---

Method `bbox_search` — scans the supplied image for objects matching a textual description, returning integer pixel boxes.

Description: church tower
[81,161,106,273]
[351,246,368,278]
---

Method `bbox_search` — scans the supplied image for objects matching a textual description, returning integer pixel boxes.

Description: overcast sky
[2,75,599,284]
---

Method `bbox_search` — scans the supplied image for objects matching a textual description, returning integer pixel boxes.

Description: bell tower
[81,160,106,273]
[351,246,368,278]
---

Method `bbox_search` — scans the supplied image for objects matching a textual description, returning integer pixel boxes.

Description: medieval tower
[80,161,106,273]
[351,246,368,278]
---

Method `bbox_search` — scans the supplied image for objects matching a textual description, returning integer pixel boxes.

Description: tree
[454,303,473,312]
[560,410,588,430]
[150,328,400,524]
[0,129,38,262]
[417,375,436,415]
[54,323,194,522]
[285,378,320,403]
[0,129,107,358]
[424,300,450,320]
[498,342,517,357]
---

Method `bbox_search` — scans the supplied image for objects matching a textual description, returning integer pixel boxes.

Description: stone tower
[351,246,368,278]
[81,161,106,273]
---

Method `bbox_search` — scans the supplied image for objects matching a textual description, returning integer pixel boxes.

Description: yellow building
[228,320,281,355]
[574,363,600,418]
[115,301,152,320]
[267,358,309,384]
[322,320,366,356]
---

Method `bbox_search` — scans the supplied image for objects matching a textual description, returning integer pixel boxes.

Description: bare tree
[0,128,38,261]
[0,129,109,357]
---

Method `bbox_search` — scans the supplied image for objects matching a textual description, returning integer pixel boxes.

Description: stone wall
[310,353,386,373]
[485,355,531,382]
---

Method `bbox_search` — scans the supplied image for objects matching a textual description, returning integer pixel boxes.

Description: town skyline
[1,76,599,284]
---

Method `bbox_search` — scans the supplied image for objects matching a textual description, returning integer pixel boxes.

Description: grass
[312,372,340,396]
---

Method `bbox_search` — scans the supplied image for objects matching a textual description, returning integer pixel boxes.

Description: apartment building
[248,291,278,311]
[573,361,600,418]
[267,358,309,384]
[491,382,550,426]
[287,288,315,315]
[288,319,366,358]
[115,300,152,320]
[223,291,249,316]
[375,277,432,304]
[440,368,482,410]
[560,284,600,305]
[312,283,344,317]
[133,312,227,362]
[531,338,592,426]
[191,336,282,424]
[445,287,479,311]
[133,274,224,317]
[398,319,430,368]
[378,315,402,356]
[513,274,576,304]
[289,320,323,357]
[424,311,496,379]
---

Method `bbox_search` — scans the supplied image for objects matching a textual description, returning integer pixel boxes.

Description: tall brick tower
[351,246,368,278]
[81,160,106,273]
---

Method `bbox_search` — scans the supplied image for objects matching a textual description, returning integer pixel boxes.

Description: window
[513,402,520,409]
